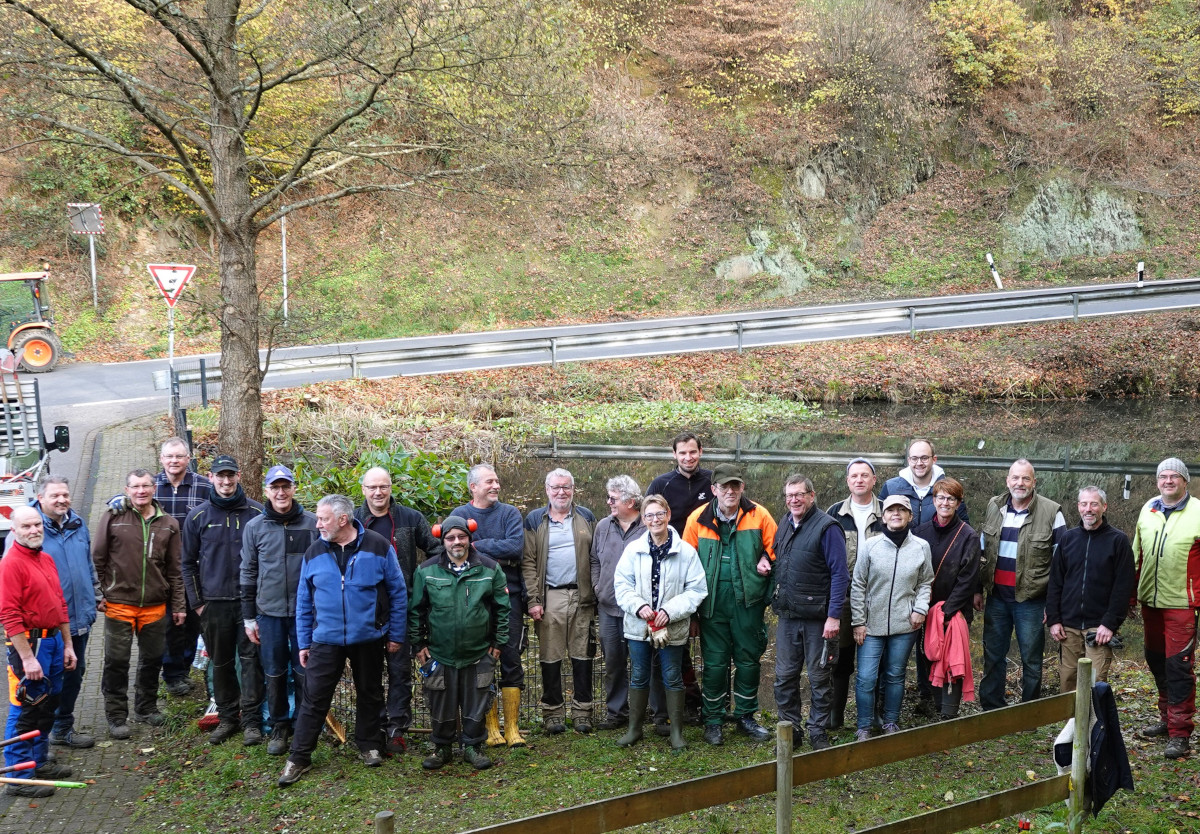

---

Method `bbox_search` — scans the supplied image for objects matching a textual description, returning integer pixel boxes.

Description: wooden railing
[456,660,1096,834]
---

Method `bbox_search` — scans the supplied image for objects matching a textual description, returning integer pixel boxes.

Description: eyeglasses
[784,492,812,502]
[363,485,391,492]
[643,511,668,521]
[908,455,933,463]
[548,485,574,493]
[933,494,959,503]
[605,496,624,504]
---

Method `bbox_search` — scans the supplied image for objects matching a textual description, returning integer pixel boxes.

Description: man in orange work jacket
[683,463,777,746]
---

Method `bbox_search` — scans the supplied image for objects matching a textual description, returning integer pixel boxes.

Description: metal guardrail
[156,277,1200,388]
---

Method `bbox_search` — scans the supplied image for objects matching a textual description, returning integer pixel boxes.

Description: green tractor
[0,264,63,373]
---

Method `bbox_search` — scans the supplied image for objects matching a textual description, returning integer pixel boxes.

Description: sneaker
[132,711,166,727]
[855,728,872,742]
[736,716,771,742]
[50,729,95,749]
[462,744,492,770]
[276,760,310,787]
[544,719,567,735]
[810,734,831,751]
[108,720,132,740]
[209,720,239,745]
[702,725,724,746]
[361,749,384,767]
[574,719,593,734]
[1141,720,1169,738]
[34,762,74,779]
[1165,737,1191,760]
[385,729,407,756]
[5,782,55,798]
[597,714,627,731]
[243,726,263,746]
[267,726,291,757]
[882,723,901,735]
[165,679,192,697]
[422,745,453,770]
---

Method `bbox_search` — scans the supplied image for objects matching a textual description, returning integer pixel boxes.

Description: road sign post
[147,263,196,371]
[67,203,104,308]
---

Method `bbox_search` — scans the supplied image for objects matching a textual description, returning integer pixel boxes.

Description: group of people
[0,433,1197,798]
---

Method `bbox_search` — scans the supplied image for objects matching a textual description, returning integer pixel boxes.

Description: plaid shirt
[155,470,213,526]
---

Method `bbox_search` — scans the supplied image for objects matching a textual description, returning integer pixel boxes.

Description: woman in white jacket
[612,495,708,752]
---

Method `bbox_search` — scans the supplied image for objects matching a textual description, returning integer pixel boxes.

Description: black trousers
[288,640,385,766]
[425,655,496,747]
[200,600,264,728]
[383,642,414,733]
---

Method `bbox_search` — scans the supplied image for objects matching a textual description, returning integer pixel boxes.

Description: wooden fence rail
[458,660,1094,834]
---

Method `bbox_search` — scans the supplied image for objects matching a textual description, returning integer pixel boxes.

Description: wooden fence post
[375,810,395,834]
[1067,658,1094,834]
[776,720,793,834]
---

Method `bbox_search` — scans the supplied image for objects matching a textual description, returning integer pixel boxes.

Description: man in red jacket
[1,507,78,798]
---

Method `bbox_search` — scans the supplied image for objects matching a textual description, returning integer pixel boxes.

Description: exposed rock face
[714,229,813,294]
[1003,179,1143,259]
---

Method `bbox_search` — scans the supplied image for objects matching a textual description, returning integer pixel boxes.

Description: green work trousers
[699,569,767,725]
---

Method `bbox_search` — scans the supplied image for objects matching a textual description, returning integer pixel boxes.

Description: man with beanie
[1133,457,1200,759]
[0,507,77,797]
[182,455,264,746]
[94,469,186,739]
[523,468,597,734]
[277,495,406,787]
[452,464,527,747]
[978,459,1066,710]
[241,464,319,755]
[1047,486,1135,692]
[684,463,778,745]
[826,457,884,729]
[409,515,510,771]
[355,466,443,755]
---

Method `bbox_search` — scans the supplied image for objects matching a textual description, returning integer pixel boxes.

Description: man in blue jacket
[11,477,98,749]
[879,439,969,528]
[277,495,406,787]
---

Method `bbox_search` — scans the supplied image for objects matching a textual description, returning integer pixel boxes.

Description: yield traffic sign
[147,263,196,307]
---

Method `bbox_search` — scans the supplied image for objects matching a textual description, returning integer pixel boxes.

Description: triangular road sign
[147,263,196,308]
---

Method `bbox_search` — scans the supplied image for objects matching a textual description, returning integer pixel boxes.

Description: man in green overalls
[683,463,778,746]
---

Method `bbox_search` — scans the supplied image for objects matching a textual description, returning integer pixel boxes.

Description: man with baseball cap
[683,463,777,745]
[1133,457,1200,759]
[0,506,78,797]
[240,464,319,755]
[182,455,264,746]
[409,515,510,771]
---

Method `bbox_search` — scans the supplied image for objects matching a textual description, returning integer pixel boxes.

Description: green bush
[927,0,1054,97]
[290,438,469,521]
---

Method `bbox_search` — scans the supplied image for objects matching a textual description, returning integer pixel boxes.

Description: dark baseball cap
[712,463,745,485]
[211,455,239,473]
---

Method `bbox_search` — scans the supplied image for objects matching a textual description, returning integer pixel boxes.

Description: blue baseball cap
[264,465,295,486]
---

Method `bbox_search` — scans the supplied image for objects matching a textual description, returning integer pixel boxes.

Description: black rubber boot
[940,681,963,720]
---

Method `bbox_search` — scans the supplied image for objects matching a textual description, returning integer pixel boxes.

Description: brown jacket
[92,501,184,611]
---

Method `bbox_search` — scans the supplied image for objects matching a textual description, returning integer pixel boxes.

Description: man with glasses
[684,463,777,745]
[880,439,968,528]
[523,468,597,733]
[772,475,847,750]
[354,466,443,755]
[1133,458,1200,759]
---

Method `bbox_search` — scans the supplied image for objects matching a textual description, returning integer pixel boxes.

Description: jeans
[5,632,64,774]
[52,630,88,736]
[628,640,684,691]
[598,611,629,718]
[980,595,1046,710]
[256,615,303,730]
[774,617,833,738]
[384,642,415,733]
[855,631,918,729]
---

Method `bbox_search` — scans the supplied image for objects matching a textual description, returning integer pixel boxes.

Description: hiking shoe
[34,762,73,779]
[276,760,310,787]
[574,719,593,734]
[107,720,132,740]
[243,725,263,746]
[165,679,192,697]
[361,749,384,767]
[5,782,54,798]
[209,720,239,745]
[1165,737,1191,760]
[132,711,166,727]
[882,723,901,735]
[386,729,407,756]
[462,745,492,770]
[1142,720,1169,738]
[702,725,724,746]
[736,717,771,742]
[597,714,627,731]
[267,726,291,756]
[50,729,95,749]
[855,728,872,742]
[422,745,453,770]
[810,734,831,751]
[544,719,567,735]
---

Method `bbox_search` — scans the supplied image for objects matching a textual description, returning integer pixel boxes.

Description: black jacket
[182,493,264,607]
[912,516,981,623]
[1045,519,1135,633]
[354,499,444,595]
